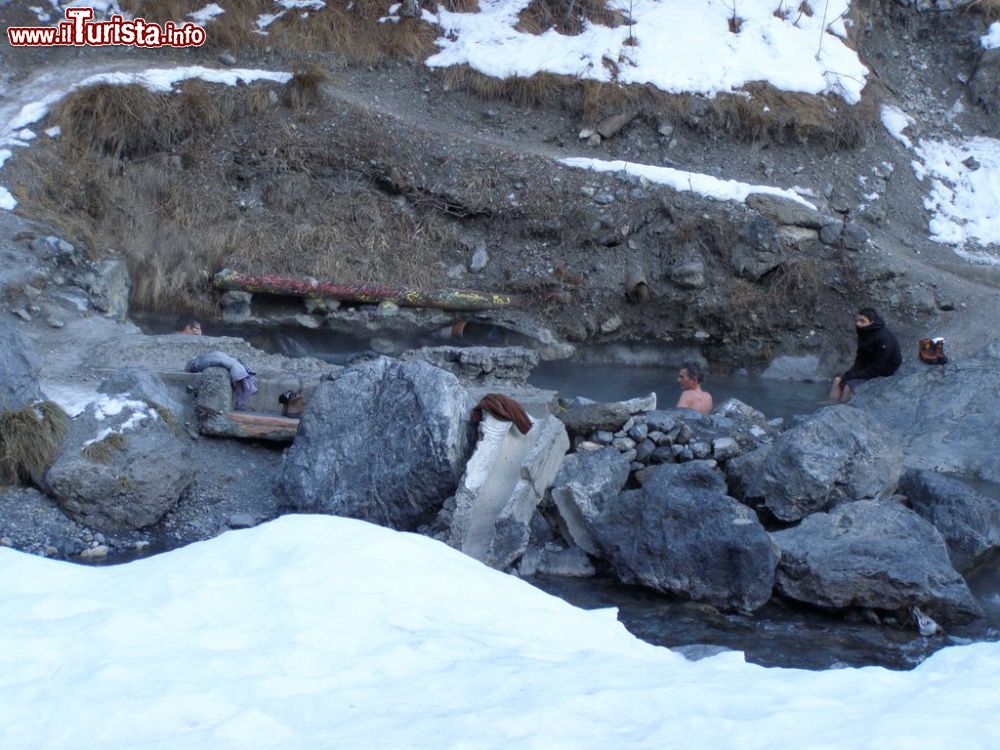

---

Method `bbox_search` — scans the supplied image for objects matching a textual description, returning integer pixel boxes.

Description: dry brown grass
[965,0,1000,19]
[439,0,480,11]
[281,65,332,110]
[81,432,126,463]
[0,402,68,485]
[514,0,625,36]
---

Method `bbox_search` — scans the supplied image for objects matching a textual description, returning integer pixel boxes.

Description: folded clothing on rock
[186,351,259,408]
[471,393,533,435]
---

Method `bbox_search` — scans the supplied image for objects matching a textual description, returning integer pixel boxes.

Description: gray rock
[280,357,473,530]
[755,406,903,522]
[220,291,253,323]
[0,320,42,412]
[612,436,636,451]
[842,222,869,251]
[227,512,257,529]
[723,445,770,502]
[557,402,630,436]
[634,439,656,462]
[596,111,637,139]
[712,437,740,461]
[549,447,630,555]
[627,423,648,441]
[45,400,194,532]
[670,260,705,289]
[851,341,1000,483]
[971,47,1000,115]
[762,354,822,382]
[400,346,539,385]
[593,462,779,612]
[746,193,824,229]
[819,222,842,246]
[83,260,130,321]
[899,470,1000,575]
[470,243,489,272]
[98,366,184,420]
[730,217,783,280]
[772,501,982,626]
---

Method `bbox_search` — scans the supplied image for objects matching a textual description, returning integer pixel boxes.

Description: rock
[712,437,740,461]
[45,399,194,532]
[772,501,982,626]
[79,545,109,559]
[850,341,1000,483]
[549,447,630,556]
[627,423,648,441]
[970,47,1000,115]
[82,260,130,321]
[593,462,779,612]
[557,402,630,436]
[723,445,770,502]
[596,111,637,139]
[0,320,43,412]
[484,416,570,570]
[599,314,622,333]
[280,357,473,530]
[670,260,705,289]
[762,354,822,382]
[469,243,489,272]
[752,406,903,522]
[400,346,540,386]
[819,222,842,246]
[841,222,869,251]
[226,512,257,529]
[220,291,253,323]
[776,226,820,250]
[730,217,783,280]
[98,366,184,420]
[898,470,1000,575]
[746,194,824,229]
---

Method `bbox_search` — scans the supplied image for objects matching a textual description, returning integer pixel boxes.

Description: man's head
[677,361,704,390]
[856,307,878,328]
[175,313,202,335]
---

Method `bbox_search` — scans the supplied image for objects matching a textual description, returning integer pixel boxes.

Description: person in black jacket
[829,307,902,403]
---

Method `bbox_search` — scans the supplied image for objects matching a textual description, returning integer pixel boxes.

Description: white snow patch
[256,11,286,31]
[0,187,16,210]
[426,0,868,104]
[561,157,816,208]
[914,137,1000,261]
[881,104,915,149]
[45,125,61,138]
[1,515,999,749]
[982,22,1000,50]
[277,0,326,9]
[188,3,225,24]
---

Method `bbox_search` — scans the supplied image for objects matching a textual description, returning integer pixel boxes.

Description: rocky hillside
[1,0,999,374]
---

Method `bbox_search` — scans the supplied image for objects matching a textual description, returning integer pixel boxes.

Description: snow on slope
[1,515,999,750]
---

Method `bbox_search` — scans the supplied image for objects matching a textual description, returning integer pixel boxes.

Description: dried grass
[281,65,332,110]
[514,0,625,36]
[81,432,126,463]
[965,0,1000,19]
[0,402,68,485]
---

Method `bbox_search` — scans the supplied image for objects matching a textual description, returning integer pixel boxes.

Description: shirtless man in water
[676,362,713,415]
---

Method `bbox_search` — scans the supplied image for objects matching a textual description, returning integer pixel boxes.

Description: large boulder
[593,462,779,613]
[98,366,184,421]
[751,406,902,522]
[556,402,630,436]
[549,447,631,555]
[44,396,194,532]
[0,321,43,412]
[850,342,1000,483]
[899,470,1000,575]
[280,357,473,530]
[772,501,983,626]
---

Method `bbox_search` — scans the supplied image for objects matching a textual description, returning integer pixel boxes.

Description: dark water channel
[131,316,1000,670]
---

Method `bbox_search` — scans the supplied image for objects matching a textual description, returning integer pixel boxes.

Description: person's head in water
[175,313,202,336]
[856,307,879,329]
[677,361,704,391]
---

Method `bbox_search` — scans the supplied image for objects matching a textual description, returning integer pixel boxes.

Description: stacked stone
[574,399,776,475]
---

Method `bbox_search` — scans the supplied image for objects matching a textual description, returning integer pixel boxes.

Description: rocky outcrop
[0,320,42,412]
[772,501,982,626]
[400,345,540,385]
[280,357,473,530]
[850,342,1000,483]
[971,47,1000,115]
[549,447,631,555]
[899,469,1000,575]
[593,462,779,613]
[749,406,902,522]
[44,397,194,532]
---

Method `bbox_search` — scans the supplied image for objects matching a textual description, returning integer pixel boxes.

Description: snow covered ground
[1,515,998,750]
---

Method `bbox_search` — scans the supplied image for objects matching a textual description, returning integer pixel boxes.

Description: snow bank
[425,0,868,103]
[1,515,998,749]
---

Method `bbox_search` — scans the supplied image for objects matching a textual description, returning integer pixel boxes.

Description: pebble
[0,537,12,547]
[12,308,31,321]
[47,317,65,328]
[80,545,109,559]
[227,513,257,529]
[593,193,615,205]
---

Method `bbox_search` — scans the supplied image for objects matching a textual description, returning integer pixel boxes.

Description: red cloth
[471,393,533,435]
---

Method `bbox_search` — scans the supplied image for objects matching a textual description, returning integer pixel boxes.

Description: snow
[983,22,1000,50]
[0,515,998,749]
[425,0,868,104]
[257,12,286,31]
[881,104,915,148]
[913,137,1000,262]
[189,3,226,24]
[0,187,16,210]
[561,156,817,208]
[277,0,326,9]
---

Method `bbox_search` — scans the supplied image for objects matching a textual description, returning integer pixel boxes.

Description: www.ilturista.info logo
[7,7,206,47]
